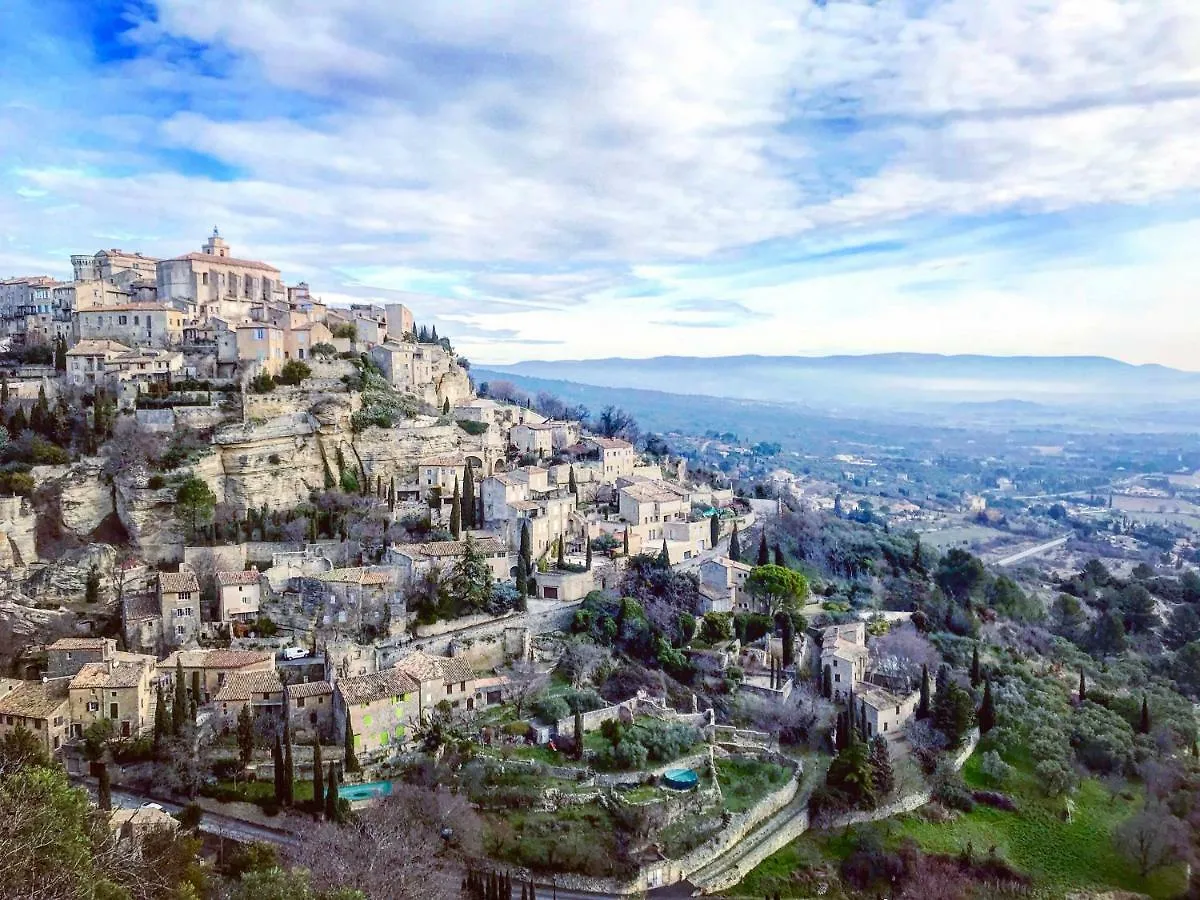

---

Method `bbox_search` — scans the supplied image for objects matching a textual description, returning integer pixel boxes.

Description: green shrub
[276,360,312,386]
[532,696,571,723]
[502,721,531,738]
[456,419,488,436]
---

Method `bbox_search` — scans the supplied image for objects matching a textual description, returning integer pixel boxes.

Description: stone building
[286,680,335,740]
[0,679,70,756]
[66,340,132,387]
[395,650,477,713]
[44,637,118,679]
[156,229,285,322]
[585,436,637,483]
[333,668,422,760]
[157,649,276,705]
[68,654,157,738]
[158,570,202,646]
[216,569,263,624]
[699,557,752,614]
[75,304,186,348]
[212,669,285,730]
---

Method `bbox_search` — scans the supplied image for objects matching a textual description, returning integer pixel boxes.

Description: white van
[281,647,307,661]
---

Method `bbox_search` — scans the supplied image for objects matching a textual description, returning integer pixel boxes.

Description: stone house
[74,304,186,348]
[532,567,595,603]
[68,654,157,739]
[585,436,637,483]
[384,303,414,339]
[157,649,276,705]
[333,668,422,759]
[395,650,477,713]
[510,422,580,457]
[65,339,131,387]
[158,570,202,646]
[0,679,70,756]
[309,566,405,638]
[286,680,335,740]
[235,322,285,376]
[619,479,690,534]
[387,537,510,585]
[857,685,921,739]
[817,623,871,702]
[109,806,179,854]
[369,341,433,392]
[212,669,285,730]
[216,569,264,623]
[44,637,118,679]
[699,556,752,614]
[155,229,285,322]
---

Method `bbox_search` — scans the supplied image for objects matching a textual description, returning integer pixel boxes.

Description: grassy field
[715,757,794,813]
[735,750,1187,899]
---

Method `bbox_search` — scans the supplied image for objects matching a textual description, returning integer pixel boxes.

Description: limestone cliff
[57,456,114,536]
[0,496,37,568]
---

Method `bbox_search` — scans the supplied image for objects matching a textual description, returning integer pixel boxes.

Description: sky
[1,1,1199,368]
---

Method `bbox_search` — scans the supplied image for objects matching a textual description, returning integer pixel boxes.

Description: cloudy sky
[2,1,1198,367]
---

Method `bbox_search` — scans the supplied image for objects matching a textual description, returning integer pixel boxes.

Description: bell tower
[202,226,230,258]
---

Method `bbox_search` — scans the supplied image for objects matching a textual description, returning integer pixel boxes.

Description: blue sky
[1,0,1198,367]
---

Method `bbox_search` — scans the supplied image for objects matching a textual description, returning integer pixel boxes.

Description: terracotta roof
[286,680,333,699]
[0,680,68,718]
[586,436,634,450]
[396,651,475,685]
[858,685,912,710]
[214,670,284,702]
[168,252,280,273]
[439,656,475,684]
[621,480,689,504]
[66,340,132,356]
[122,593,159,622]
[704,556,752,573]
[46,637,112,652]
[159,649,274,670]
[217,570,262,586]
[315,567,393,586]
[158,571,200,593]
[411,537,506,558]
[109,806,178,833]
[70,660,150,690]
[335,669,420,706]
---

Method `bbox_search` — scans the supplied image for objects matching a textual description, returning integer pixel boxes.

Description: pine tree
[1139,695,1151,734]
[916,664,931,720]
[657,539,670,568]
[283,719,295,805]
[449,476,462,539]
[970,645,981,687]
[978,679,996,734]
[273,733,285,804]
[344,719,360,772]
[98,763,112,810]
[757,533,769,566]
[324,762,340,822]
[1078,667,1087,703]
[729,522,741,562]
[153,683,168,752]
[462,464,476,530]
[773,545,785,567]
[173,659,187,736]
[568,466,577,495]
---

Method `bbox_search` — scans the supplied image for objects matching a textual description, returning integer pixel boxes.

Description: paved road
[995,535,1069,567]
[96,783,298,848]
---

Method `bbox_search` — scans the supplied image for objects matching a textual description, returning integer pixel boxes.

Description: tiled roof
[315,567,393,586]
[123,593,160,622]
[586,436,634,450]
[412,537,505,558]
[159,649,274,670]
[45,637,112,651]
[286,680,333,699]
[168,252,280,273]
[396,651,474,685]
[421,455,467,468]
[216,570,262,586]
[858,685,912,710]
[620,480,689,504]
[214,670,284,702]
[158,571,200,593]
[70,661,149,690]
[704,556,752,573]
[0,680,68,718]
[439,656,475,684]
[335,669,420,706]
[66,340,132,356]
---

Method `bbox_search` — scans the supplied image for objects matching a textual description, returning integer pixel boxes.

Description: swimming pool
[662,768,699,790]
[340,780,395,802]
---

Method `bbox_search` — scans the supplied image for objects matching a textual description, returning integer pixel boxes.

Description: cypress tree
[462,464,476,530]
[191,670,202,708]
[574,709,585,760]
[729,522,741,562]
[781,614,795,667]
[757,533,769,566]
[449,476,462,539]
[311,745,324,813]
[916,664,931,720]
[98,763,112,810]
[970,645,981,687]
[568,466,577,495]
[519,522,532,571]
[515,554,528,597]
[773,545,785,567]
[585,538,592,570]
[622,527,630,557]
[657,539,670,568]
[324,762,340,822]
[978,679,996,734]
[344,719,360,772]
[1139,695,1151,734]
[443,397,451,415]
[709,513,720,548]
[522,883,528,900]
[1,374,8,405]
[153,683,168,751]
[868,735,895,797]
[273,733,285,803]
[557,535,565,568]
[1078,667,1086,703]
[173,659,187,735]
[528,881,536,900]
[821,664,832,700]
[9,404,26,436]
[283,719,294,805]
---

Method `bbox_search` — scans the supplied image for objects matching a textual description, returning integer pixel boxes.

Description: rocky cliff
[0,496,37,569]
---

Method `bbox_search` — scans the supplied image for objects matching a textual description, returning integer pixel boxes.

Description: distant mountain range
[480,353,1200,413]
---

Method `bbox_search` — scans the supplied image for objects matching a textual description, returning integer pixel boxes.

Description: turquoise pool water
[340,780,395,801]
[662,768,698,790]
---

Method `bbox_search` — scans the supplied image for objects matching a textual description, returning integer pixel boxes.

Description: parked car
[281,647,308,660]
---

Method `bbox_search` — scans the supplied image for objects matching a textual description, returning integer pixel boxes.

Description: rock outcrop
[57,456,114,536]
[0,496,37,569]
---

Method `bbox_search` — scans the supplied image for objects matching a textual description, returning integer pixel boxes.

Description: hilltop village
[2,232,1200,900]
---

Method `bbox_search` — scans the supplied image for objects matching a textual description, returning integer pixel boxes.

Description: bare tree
[500,660,548,719]
[100,417,163,480]
[1114,802,1190,876]
[558,639,611,689]
[869,625,939,693]
[295,784,482,899]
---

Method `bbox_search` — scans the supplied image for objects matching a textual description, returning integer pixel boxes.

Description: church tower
[202,226,230,258]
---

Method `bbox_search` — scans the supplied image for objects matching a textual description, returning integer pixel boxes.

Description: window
[118,315,127,325]
[296,696,305,708]
[202,272,208,286]
[133,316,139,325]
[178,591,192,601]
[109,703,118,718]
[834,673,841,683]
[261,692,270,701]
[87,701,99,712]
[255,328,265,340]
[175,625,185,636]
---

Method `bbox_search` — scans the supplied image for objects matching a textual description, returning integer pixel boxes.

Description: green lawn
[715,758,794,813]
[735,750,1187,899]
